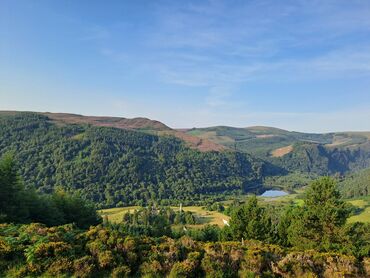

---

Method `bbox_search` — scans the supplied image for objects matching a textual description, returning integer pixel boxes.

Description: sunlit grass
[98,206,140,223]
[348,199,367,208]
[98,205,230,227]
[347,196,370,224]
[98,191,370,226]
[348,207,370,223]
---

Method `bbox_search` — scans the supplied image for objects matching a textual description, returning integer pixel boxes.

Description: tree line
[225,178,369,258]
[0,153,101,228]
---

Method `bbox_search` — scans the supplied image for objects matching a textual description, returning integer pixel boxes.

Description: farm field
[99,205,230,227]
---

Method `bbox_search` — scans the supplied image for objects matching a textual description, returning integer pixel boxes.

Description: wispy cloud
[4,0,369,131]
[81,1,370,86]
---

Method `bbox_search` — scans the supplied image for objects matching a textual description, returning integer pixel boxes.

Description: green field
[347,196,370,223]
[99,206,230,227]
[98,206,141,223]
[99,192,370,226]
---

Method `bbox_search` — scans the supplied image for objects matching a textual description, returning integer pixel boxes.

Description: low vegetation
[1,223,369,278]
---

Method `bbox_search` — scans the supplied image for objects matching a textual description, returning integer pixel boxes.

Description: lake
[261,190,289,197]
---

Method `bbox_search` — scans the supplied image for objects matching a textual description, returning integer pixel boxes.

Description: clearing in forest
[99,205,230,227]
[270,145,293,157]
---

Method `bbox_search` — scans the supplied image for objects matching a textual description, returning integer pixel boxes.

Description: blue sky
[1,0,370,132]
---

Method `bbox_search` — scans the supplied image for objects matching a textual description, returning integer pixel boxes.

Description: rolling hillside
[186,126,370,175]
[43,112,226,152]
[0,112,276,208]
[0,111,226,152]
[1,111,369,207]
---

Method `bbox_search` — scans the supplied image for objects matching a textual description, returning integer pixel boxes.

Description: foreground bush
[0,223,369,277]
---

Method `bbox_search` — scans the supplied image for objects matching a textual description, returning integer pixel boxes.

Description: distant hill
[0,112,276,208]
[43,112,173,131]
[1,111,369,206]
[186,126,370,175]
[44,112,227,152]
[0,111,226,152]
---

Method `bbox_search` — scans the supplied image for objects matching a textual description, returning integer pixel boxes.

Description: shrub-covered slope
[0,223,368,278]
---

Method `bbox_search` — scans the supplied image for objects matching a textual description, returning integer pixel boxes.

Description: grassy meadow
[347,196,370,223]
[99,205,230,228]
[98,190,369,226]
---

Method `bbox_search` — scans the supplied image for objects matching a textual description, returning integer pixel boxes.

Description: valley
[1,111,369,277]
[2,1,370,276]
[1,111,370,209]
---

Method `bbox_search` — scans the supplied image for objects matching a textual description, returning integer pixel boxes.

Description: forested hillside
[339,167,370,198]
[0,112,276,208]
[273,142,370,175]
[186,126,370,175]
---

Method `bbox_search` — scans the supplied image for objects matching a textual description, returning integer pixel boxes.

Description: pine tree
[288,177,350,251]
[229,195,271,241]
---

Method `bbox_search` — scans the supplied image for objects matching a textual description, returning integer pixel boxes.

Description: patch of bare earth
[271,145,293,157]
[256,134,276,138]
[160,131,227,152]
[326,138,353,147]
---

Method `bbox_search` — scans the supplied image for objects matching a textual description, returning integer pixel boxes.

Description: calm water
[261,190,289,197]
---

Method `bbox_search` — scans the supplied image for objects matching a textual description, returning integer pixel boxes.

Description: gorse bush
[0,223,368,277]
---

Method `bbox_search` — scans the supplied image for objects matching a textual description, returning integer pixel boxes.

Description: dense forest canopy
[0,112,279,208]
[0,154,101,228]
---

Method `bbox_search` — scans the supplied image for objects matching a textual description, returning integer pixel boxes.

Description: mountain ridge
[0,111,227,152]
[1,111,370,176]
[3,111,370,138]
